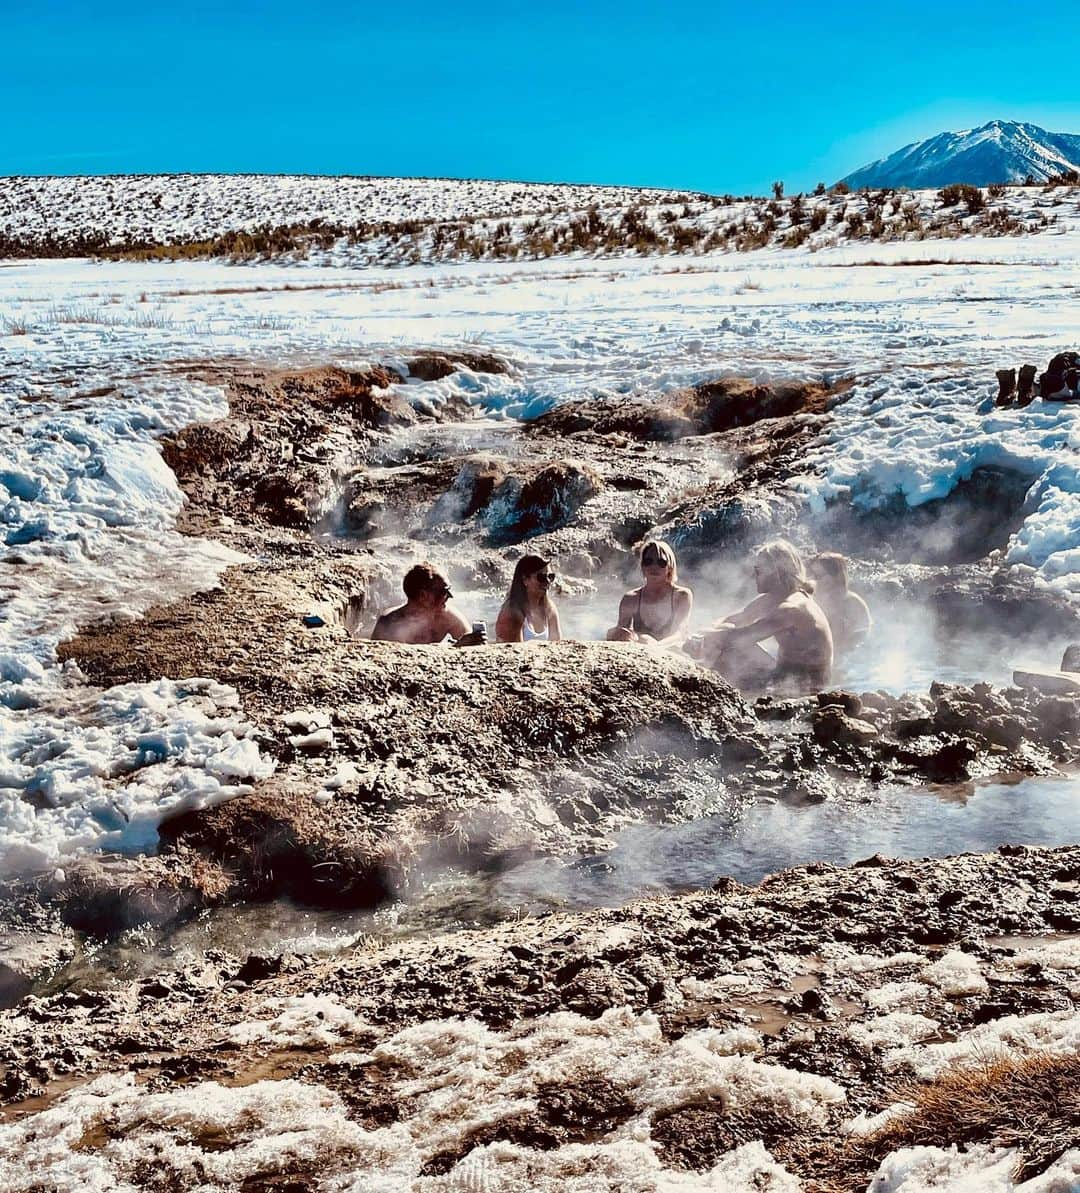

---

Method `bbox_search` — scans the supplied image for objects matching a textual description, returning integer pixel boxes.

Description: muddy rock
[812,707,879,748]
[487,460,603,542]
[405,350,511,381]
[0,931,76,1008]
[163,364,430,534]
[425,456,603,543]
[529,376,844,442]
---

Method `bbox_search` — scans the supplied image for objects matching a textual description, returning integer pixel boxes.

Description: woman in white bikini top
[496,555,562,643]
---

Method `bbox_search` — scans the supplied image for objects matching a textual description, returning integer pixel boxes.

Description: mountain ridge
[841,120,1080,189]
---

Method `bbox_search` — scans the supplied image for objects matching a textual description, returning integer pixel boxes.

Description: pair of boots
[995,366,1038,407]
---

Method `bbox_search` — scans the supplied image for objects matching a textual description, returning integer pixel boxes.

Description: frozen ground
[3,222,1080,871]
[4,914,1080,1189]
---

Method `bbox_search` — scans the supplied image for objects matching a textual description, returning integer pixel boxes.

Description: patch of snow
[921,951,990,997]
[850,1012,941,1051]
[886,1010,1080,1078]
[868,1143,1019,1192]
[227,994,372,1047]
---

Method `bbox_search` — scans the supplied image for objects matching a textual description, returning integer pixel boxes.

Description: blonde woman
[608,540,693,648]
[693,539,832,692]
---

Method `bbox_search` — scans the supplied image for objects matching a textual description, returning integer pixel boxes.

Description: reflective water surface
[58,771,1080,989]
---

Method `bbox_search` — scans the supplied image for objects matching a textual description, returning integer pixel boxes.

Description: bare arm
[370,611,394,641]
[496,603,525,643]
[441,604,474,645]
[719,593,774,629]
[724,602,792,646]
[607,593,638,641]
[844,593,872,651]
[547,601,562,642]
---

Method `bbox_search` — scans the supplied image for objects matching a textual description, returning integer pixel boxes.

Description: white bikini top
[522,617,549,642]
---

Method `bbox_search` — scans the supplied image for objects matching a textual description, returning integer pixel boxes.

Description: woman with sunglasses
[496,555,562,643]
[607,540,693,648]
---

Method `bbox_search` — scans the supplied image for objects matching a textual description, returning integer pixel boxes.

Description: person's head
[507,555,555,614]
[640,539,677,584]
[402,562,452,609]
[807,552,848,594]
[752,539,812,596]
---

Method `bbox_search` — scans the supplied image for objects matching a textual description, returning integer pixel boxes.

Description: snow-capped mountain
[840,120,1080,189]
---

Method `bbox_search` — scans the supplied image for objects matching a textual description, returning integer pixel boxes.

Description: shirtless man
[371,563,485,646]
[807,552,871,659]
[690,539,832,693]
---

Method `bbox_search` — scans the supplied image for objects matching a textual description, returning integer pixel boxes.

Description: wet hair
[753,539,813,595]
[403,562,447,599]
[809,551,849,590]
[640,539,678,582]
[506,554,551,618]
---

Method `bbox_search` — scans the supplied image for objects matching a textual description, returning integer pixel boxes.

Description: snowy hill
[0,174,697,246]
[841,120,1080,189]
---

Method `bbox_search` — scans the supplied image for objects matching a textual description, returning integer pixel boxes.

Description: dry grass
[793,1051,1080,1192]
[45,304,173,330]
[2,314,29,334]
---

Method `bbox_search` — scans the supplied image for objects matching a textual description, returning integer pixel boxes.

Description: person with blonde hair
[689,538,832,692]
[496,555,561,643]
[608,540,693,648]
[807,552,871,659]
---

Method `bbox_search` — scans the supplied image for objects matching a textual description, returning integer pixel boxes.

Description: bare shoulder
[846,591,872,624]
[441,603,471,638]
[371,604,406,639]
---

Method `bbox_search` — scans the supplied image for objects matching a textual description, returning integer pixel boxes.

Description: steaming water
[55,771,1080,989]
[497,772,1080,913]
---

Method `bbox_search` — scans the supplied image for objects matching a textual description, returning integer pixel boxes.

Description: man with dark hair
[371,563,485,645]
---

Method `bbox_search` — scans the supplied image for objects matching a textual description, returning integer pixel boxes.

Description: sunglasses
[642,555,667,567]
[531,571,556,582]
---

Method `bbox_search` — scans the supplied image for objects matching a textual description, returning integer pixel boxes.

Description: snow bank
[0,1004,823,1191]
[0,372,271,871]
[227,994,372,1047]
[800,370,1080,597]
[885,1009,1080,1078]
[0,1073,403,1193]
[0,676,272,869]
[921,951,990,997]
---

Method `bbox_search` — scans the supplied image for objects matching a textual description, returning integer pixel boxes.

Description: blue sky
[6,1,1080,193]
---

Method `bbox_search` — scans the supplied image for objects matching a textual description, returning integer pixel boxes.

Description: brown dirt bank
[0,846,1077,1189]
[53,528,1080,935]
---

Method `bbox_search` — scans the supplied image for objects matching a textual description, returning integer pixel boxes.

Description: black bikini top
[631,589,677,639]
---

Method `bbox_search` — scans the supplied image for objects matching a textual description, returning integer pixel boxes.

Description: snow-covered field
[3,213,1080,870]
[3,173,1077,269]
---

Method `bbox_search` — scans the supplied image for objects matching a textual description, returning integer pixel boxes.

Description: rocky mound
[166,357,508,535]
[528,376,845,442]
